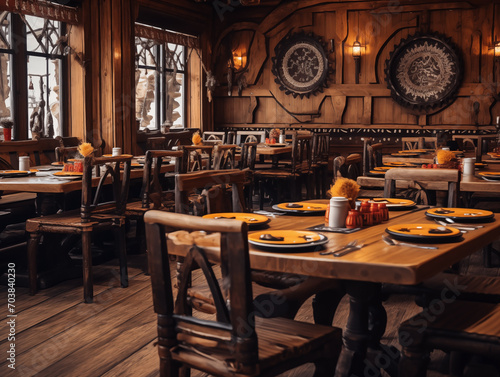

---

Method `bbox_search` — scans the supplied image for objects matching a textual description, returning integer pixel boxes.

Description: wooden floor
[1,245,499,377]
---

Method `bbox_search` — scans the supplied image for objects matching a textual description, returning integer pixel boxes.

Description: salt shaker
[462,158,475,176]
[328,197,349,228]
[279,134,285,144]
[19,156,30,171]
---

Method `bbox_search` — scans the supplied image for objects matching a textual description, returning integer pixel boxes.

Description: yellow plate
[274,202,328,212]
[369,170,385,175]
[384,162,416,167]
[478,172,500,178]
[369,198,416,208]
[374,166,395,171]
[475,163,488,168]
[391,153,419,157]
[487,153,500,159]
[203,213,270,226]
[398,149,426,153]
[102,154,134,158]
[248,230,327,248]
[0,170,33,177]
[426,207,494,222]
[386,224,461,241]
[265,143,288,147]
[51,162,64,166]
[53,171,83,176]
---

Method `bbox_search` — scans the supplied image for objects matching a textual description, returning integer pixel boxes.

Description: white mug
[19,156,30,171]
[112,147,122,157]
[329,197,349,228]
[462,158,475,176]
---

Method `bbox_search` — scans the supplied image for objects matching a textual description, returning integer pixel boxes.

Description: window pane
[0,12,11,49]
[167,71,184,129]
[28,56,61,137]
[0,52,11,119]
[25,15,61,55]
[136,68,157,130]
[166,43,185,71]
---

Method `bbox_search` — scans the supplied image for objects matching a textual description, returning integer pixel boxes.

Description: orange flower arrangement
[78,142,94,157]
[269,128,281,140]
[328,178,360,208]
[436,149,456,164]
[192,132,202,145]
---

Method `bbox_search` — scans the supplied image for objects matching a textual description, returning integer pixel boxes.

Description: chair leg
[82,230,93,303]
[399,346,429,377]
[114,226,129,288]
[27,232,42,296]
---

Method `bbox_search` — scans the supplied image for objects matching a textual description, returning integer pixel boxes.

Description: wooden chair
[362,138,384,176]
[0,138,62,168]
[212,144,238,170]
[147,130,193,150]
[254,134,313,209]
[312,132,331,198]
[399,300,500,377]
[383,168,459,207]
[332,154,362,184]
[55,146,79,164]
[26,155,132,303]
[202,131,226,144]
[175,169,248,215]
[235,130,266,145]
[144,210,343,377]
[239,142,258,209]
[181,145,214,171]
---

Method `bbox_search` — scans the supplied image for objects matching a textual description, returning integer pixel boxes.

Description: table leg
[335,281,397,377]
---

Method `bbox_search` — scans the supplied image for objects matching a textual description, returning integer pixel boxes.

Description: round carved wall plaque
[271,32,330,99]
[385,33,463,114]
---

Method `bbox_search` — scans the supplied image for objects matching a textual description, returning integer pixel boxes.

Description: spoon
[382,235,438,250]
[320,240,358,255]
[434,219,473,231]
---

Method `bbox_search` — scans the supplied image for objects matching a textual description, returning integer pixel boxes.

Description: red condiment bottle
[345,209,363,229]
[379,202,389,222]
[370,203,381,224]
[360,200,373,227]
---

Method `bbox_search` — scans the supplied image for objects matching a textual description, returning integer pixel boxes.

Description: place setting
[272,201,328,214]
[477,172,500,181]
[202,212,270,228]
[248,230,329,252]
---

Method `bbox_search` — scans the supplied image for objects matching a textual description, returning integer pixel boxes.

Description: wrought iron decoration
[385,33,463,114]
[271,31,330,99]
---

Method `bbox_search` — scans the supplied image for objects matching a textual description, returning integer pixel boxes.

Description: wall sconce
[232,49,247,71]
[495,42,500,60]
[352,40,361,84]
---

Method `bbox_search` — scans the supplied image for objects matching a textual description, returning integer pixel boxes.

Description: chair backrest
[212,144,238,170]
[55,146,80,164]
[401,137,421,151]
[291,134,313,175]
[202,131,226,144]
[312,132,330,165]
[81,155,132,222]
[0,138,62,168]
[175,169,248,215]
[140,149,187,209]
[362,138,383,175]
[239,142,258,170]
[144,211,257,375]
[235,130,266,145]
[333,153,362,183]
[383,168,460,207]
[181,145,213,171]
[147,130,193,151]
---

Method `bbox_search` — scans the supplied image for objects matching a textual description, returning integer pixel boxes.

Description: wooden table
[256,143,292,167]
[168,205,500,376]
[452,134,497,162]
[382,152,435,165]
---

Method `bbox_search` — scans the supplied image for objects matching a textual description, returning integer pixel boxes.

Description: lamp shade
[352,41,361,58]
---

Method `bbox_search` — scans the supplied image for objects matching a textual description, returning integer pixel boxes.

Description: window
[135,35,186,131]
[0,11,66,140]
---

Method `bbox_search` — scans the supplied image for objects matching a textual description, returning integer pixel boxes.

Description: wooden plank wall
[211,0,500,135]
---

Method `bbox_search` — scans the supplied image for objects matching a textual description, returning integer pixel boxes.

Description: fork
[333,243,365,257]
[320,240,358,255]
